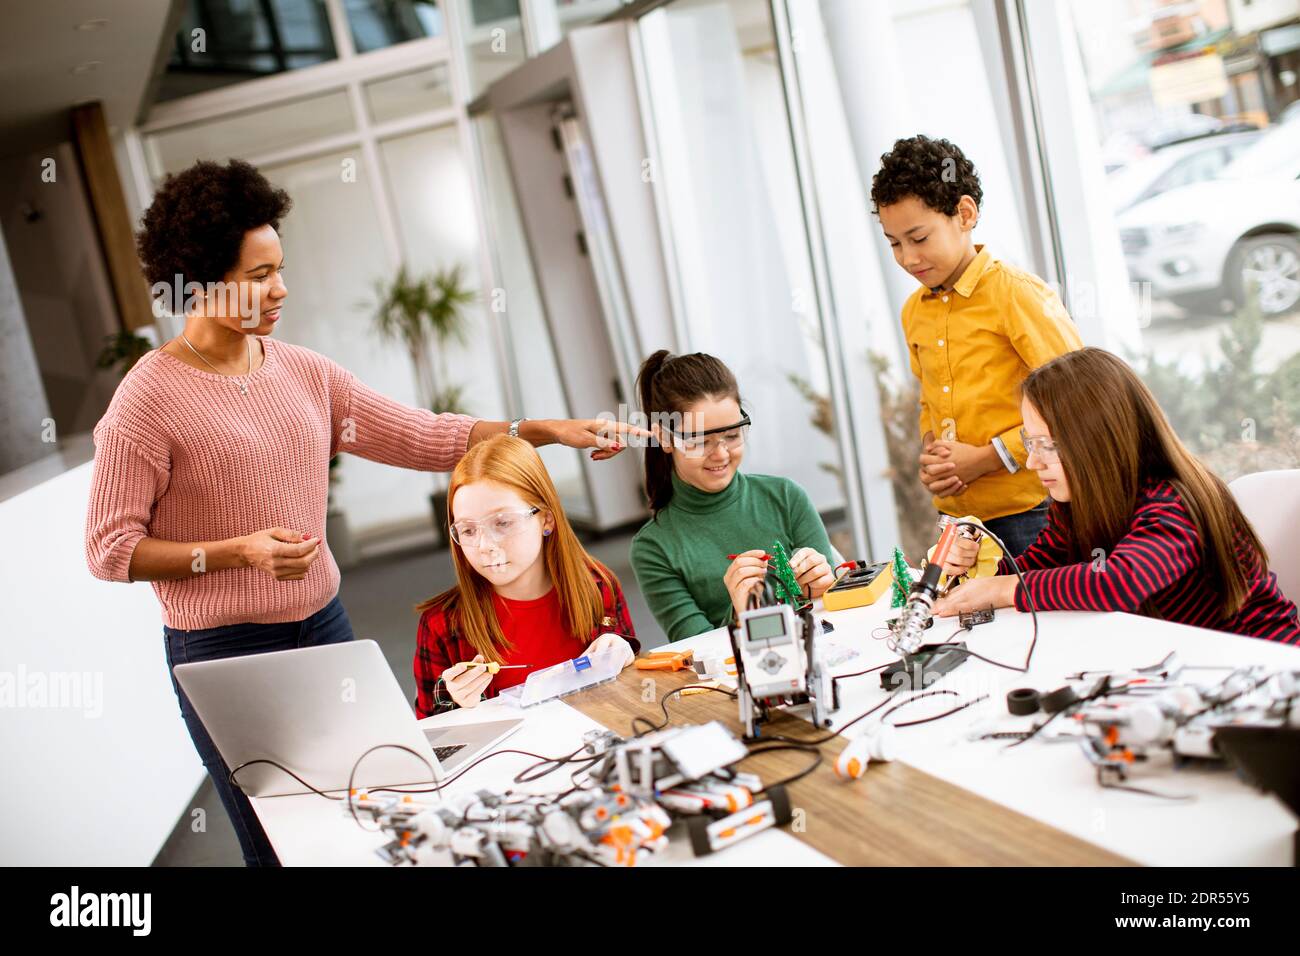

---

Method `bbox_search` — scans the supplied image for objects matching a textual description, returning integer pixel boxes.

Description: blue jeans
[163,594,355,867]
[977,499,1050,558]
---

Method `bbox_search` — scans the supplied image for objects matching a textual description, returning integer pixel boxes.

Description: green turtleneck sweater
[630,471,834,643]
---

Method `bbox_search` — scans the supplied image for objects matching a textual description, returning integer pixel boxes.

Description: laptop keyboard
[421,730,469,763]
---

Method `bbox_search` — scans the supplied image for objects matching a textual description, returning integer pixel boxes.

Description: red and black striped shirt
[998,480,1299,644]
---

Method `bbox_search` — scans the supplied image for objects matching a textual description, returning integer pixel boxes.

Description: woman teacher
[84,159,643,866]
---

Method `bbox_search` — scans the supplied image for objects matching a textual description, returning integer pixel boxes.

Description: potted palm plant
[369,264,477,546]
[96,327,156,377]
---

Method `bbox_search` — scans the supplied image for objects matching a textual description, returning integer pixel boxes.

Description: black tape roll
[1006,687,1040,716]
[1040,685,1079,714]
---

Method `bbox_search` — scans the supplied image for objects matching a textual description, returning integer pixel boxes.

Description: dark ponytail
[635,350,741,516]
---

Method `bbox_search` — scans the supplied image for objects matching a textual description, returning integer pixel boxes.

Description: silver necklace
[181,334,254,396]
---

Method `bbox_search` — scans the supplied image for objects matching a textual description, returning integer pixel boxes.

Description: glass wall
[556,0,628,37]
[452,0,528,97]
[158,0,339,102]
[781,0,1046,560]
[144,90,358,177]
[258,148,432,532]
[139,3,513,540]
[1061,0,1300,481]
[636,0,852,554]
[344,0,446,51]
[471,114,592,521]
[379,124,508,426]
[363,63,454,120]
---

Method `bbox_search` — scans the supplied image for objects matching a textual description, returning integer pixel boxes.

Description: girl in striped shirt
[934,348,1298,643]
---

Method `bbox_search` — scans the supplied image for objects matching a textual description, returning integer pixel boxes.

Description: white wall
[0,462,203,865]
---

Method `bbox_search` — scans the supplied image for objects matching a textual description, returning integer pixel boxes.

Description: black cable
[630,683,738,737]
[345,743,437,830]
[1095,765,1194,801]
[1004,680,1137,749]
[742,689,898,748]
[881,690,990,727]
[227,759,346,801]
[940,520,1039,672]
[511,745,590,785]
[831,661,891,688]
[738,743,824,792]
[367,746,598,797]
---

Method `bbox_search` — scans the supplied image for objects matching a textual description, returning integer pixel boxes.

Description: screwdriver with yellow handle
[454,661,530,675]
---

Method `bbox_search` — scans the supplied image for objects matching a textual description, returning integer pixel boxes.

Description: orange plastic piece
[635,650,696,671]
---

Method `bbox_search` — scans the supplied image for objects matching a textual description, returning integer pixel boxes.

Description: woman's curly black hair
[137,159,292,291]
[870,135,983,216]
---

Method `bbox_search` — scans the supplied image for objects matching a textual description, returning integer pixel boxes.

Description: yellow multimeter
[821,560,893,611]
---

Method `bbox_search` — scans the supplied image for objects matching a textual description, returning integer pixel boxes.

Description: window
[138,0,514,540]
[637,0,853,551]
[450,0,526,97]
[1063,0,1300,481]
[158,0,337,102]
[344,0,445,52]
[363,64,454,123]
[145,90,357,176]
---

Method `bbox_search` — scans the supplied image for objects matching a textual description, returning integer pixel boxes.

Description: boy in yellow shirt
[871,135,1082,555]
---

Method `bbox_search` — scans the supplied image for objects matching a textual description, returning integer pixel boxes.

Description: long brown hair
[1022,347,1266,619]
[416,435,617,661]
[635,350,742,515]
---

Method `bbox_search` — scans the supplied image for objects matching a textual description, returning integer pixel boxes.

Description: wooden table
[567,664,1133,866]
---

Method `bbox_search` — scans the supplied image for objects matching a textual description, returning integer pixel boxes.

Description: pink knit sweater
[85,337,478,629]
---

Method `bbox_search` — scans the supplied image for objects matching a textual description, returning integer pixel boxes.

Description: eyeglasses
[450,507,541,548]
[667,417,752,459]
[1020,427,1060,464]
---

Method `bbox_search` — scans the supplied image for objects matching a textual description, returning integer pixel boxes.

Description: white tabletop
[665,600,1300,866]
[251,694,835,867]
[252,601,1299,867]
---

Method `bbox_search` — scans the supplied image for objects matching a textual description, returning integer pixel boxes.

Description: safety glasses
[450,507,542,548]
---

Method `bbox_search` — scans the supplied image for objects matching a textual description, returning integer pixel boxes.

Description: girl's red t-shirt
[413,570,638,717]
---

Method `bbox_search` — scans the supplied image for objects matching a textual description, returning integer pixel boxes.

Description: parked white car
[1116,121,1300,316]
[1107,130,1260,213]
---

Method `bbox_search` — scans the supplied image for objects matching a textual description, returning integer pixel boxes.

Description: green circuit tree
[890,546,911,608]
[768,540,809,609]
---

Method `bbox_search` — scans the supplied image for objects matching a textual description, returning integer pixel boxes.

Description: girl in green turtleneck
[630,350,836,643]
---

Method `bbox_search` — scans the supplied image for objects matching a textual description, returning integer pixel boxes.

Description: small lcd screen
[747,613,787,642]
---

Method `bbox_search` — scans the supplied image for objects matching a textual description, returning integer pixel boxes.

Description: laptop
[172,640,522,797]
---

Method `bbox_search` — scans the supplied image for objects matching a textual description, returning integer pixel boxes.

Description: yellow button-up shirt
[903,245,1083,521]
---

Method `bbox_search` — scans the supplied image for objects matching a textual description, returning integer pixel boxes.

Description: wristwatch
[509,417,527,439]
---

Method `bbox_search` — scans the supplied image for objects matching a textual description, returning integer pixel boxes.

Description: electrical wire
[345,743,437,830]
[737,743,823,792]
[227,759,346,801]
[937,520,1039,673]
[880,689,991,727]
[630,683,738,737]
[1095,765,1194,801]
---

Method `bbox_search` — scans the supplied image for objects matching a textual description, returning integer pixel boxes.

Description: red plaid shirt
[413,569,639,717]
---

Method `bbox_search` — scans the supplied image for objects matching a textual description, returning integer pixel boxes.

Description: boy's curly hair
[137,159,292,291]
[870,135,983,216]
